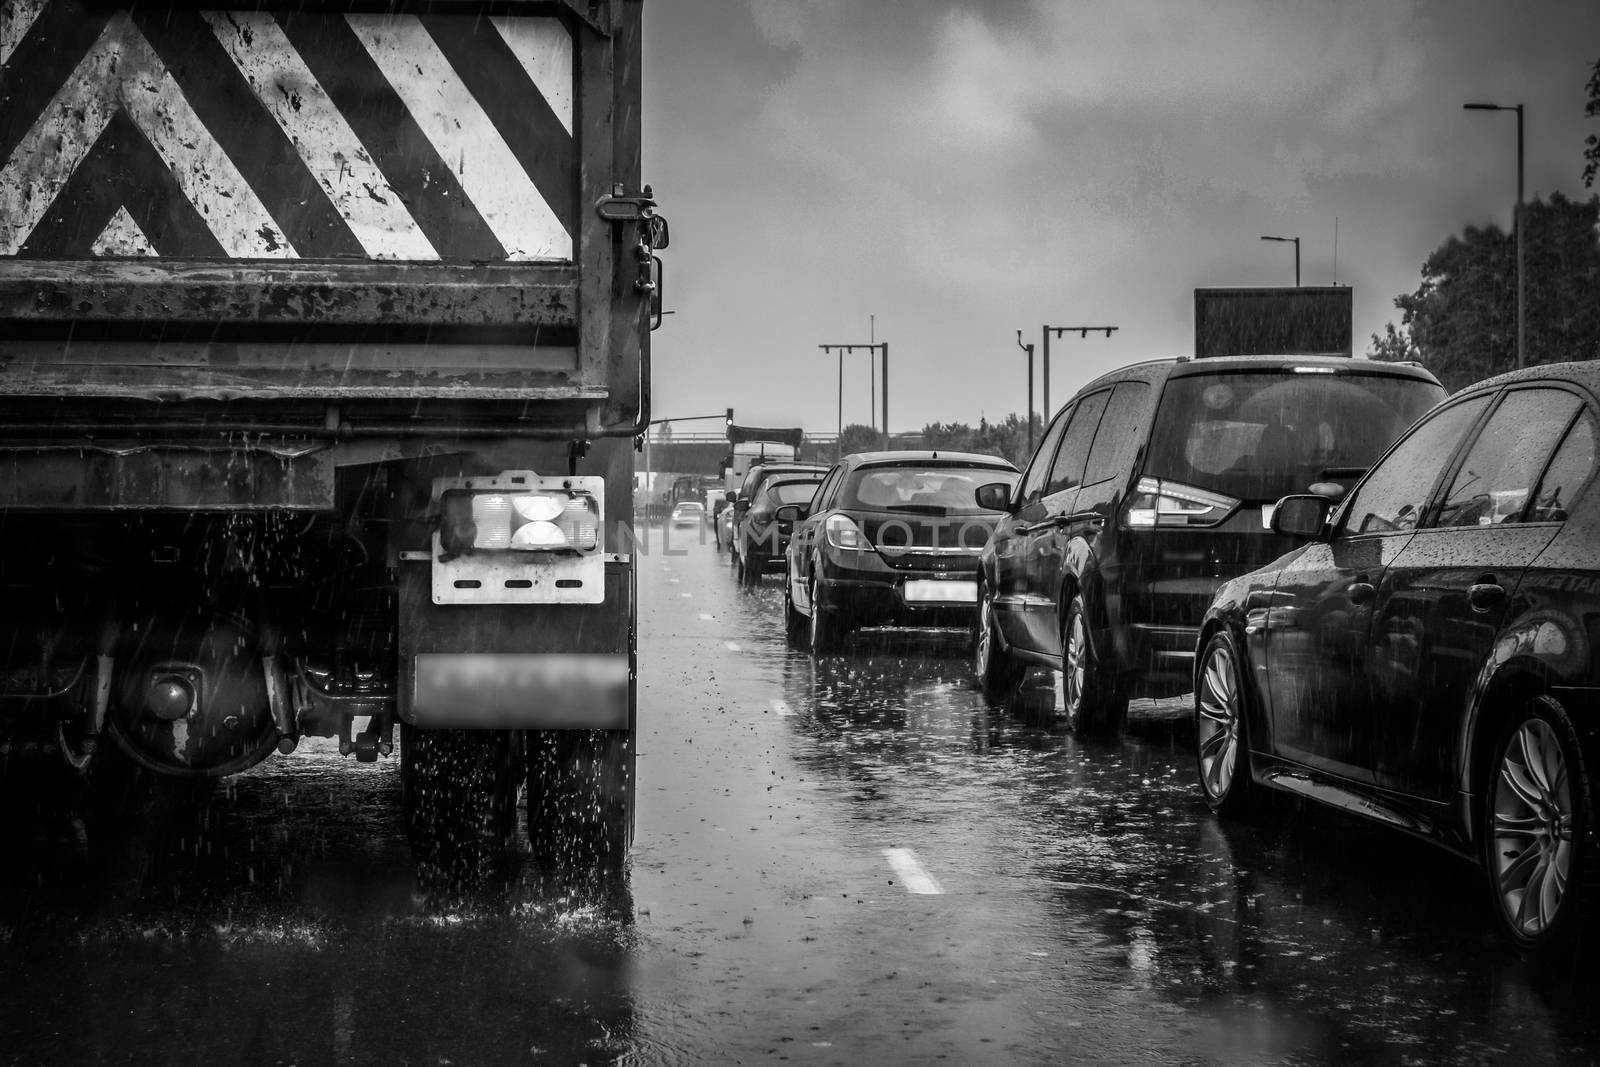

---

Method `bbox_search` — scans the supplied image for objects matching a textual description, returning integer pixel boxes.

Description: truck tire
[526,729,631,870]
[400,725,521,894]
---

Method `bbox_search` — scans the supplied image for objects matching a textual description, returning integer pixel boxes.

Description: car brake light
[442,490,601,554]
[1123,477,1241,528]
[825,513,867,549]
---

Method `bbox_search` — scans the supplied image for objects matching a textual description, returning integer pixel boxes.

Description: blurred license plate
[903,580,977,603]
[413,653,629,728]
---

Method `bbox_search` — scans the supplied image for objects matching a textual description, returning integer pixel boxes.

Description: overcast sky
[642,0,1598,436]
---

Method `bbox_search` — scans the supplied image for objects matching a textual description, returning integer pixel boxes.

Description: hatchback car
[1193,360,1600,956]
[781,451,1020,652]
[734,473,825,585]
[731,462,828,583]
[973,354,1444,732]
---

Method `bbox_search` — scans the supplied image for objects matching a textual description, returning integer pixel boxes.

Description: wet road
[3,522,1599,1065]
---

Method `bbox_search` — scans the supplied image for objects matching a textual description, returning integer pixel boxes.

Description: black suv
[972,354,1444,732]
[731,462,828,584]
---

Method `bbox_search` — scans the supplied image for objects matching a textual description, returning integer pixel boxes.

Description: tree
[1585,58,1600,188]
[837,422,881,456]
[1369,192,1600,391]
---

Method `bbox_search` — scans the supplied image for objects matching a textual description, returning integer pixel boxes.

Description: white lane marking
[724,641,742,653]
[770,699,794,717]
[679,593,693,598]
[206,12,437,260]
[489,16,573,135]
[882,848,944,895]
[667,578,681,585]
[347,14,571,259]
[698,613,714,621]
[1,16,294,258]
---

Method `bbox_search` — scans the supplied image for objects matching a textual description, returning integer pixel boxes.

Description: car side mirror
[774,504,807,523]
[733,498,751,515]
[974,482,1014,512]
[1271,494,1332,540]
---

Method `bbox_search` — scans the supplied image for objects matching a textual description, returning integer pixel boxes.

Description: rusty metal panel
[0,443,335,509]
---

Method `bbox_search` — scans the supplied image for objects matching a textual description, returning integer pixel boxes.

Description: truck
[1194,286,1353,358]
[0,0,663,883]
[722,425,806,495]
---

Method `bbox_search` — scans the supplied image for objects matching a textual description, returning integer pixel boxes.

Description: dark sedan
[1194,360,1600,956]
[779,451,1020,653]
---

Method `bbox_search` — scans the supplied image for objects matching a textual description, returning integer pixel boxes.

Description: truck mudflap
[397,556,634,730]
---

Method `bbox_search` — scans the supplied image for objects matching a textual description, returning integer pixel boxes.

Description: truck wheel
[1061,594,1127,735]
[400,725,521,894]
[973,582,1026,713]
[526,729,631,871]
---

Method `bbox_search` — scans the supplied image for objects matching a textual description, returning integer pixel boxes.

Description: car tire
[526,728,631,871]
[1061,593,1127,735]
[1195,629,1258,816]
[740,550,764,587]
[1481,696,1596,958]
[808,577,845,655]
[784,569,807,646]
[973,580,1025,712]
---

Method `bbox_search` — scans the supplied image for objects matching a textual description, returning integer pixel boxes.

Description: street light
[1015,330,1035,451]
[1041,325,1118,421]
[1260,235,1300,286]
[819,341,889,449]
[1464,101,1525,369]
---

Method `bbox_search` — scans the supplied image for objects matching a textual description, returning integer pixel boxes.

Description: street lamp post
[819,341,889,449]
[1465,101,1525,369]
[1041,325,1118,421]
[1260,234,1300,286]
[1015,331,1035,451]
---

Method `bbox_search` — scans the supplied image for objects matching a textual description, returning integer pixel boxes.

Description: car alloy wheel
[973,588,1024,710]
[1195,631,1254,815]
[1060,595,1126,735]
[808,578,841,654]
[1489,713,1578,946]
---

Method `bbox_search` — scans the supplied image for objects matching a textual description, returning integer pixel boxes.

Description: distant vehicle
[723,425,806,496]
[1194,360,1600,957]
[733,473,825,585]
[732,462,829,585]
[973,354,1444,733]
[780,452,1020,652]
[670,501,706,527]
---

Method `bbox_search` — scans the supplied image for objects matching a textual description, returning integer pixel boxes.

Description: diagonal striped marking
[0,5,111,166]
[347,14,570,261]
[277,14,503,261]
[0,0,45,67]
[91,205,155,256]
[0,14,294,257]
[205,11,437,261]
[490,16,572,136]
[22,109,227,257]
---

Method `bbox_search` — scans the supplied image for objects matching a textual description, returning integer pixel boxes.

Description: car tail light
[1123,477,1240,529]
[825,513,867,549]
[441,488,602,555]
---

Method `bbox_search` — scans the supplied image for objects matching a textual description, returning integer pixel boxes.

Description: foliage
[911,412,1044,469]
[1369,192,1600,391]
[837,422,883,456]
[1586,58,1600,188]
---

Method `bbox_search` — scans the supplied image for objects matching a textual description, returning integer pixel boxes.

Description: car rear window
[768,480,822,504]
[1143,370,1442,502]
[842,465,1018,514]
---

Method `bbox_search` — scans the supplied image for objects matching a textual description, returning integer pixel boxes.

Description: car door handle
[1347,580,1375,605]
[1468,582,1506,613]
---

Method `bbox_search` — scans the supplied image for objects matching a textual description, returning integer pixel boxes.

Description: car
[733,472,825,585]
[973,353,1445,732]
[669,500,706,528]
[1192,359,1600,955]
[731,462,829,583]
[780,451,1020,652]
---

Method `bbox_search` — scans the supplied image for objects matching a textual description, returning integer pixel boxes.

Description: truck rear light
[1123,477,1241,529]
[444,490,601,555]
